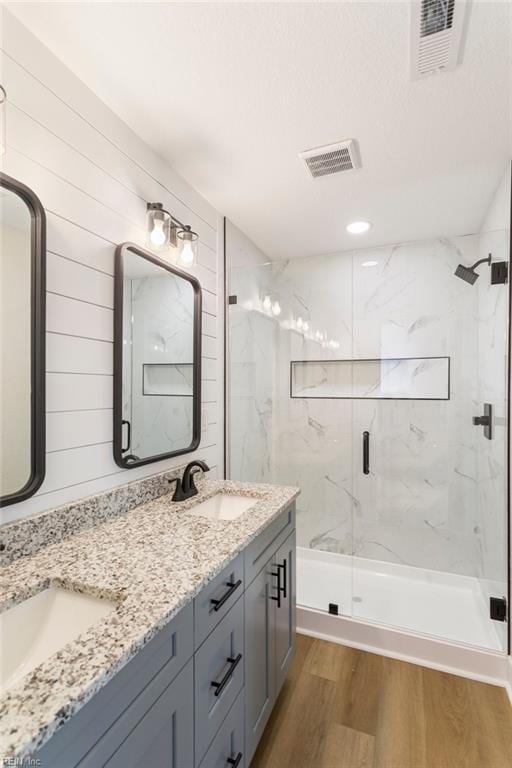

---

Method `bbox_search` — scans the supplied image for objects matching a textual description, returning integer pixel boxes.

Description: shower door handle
[121,419,131,453]
[363,431,370,475]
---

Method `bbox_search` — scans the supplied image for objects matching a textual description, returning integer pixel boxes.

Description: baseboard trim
[505,657,512,704]
[297,605,510,691]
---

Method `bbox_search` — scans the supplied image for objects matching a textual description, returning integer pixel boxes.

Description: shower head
[454,263,480,284]
[454,255,492,285]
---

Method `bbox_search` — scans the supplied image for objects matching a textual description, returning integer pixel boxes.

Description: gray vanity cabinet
[194,594,244,765]
[274,531,296,694]
[26,503,296,768]
[87,660,194,768]
[244,521,297,765]
[244,560,276,763]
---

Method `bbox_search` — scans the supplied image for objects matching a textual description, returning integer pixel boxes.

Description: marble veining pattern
[0,479,299,760]
[228,235,508,585]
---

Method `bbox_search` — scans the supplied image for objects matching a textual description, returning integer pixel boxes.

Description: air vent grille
[411,0,468,79]
[299,140,362,179]
[421,0,455,37]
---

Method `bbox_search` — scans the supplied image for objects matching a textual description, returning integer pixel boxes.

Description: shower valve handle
[473,403,493,440]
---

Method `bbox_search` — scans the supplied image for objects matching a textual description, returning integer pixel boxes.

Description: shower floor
[297,547,504,652]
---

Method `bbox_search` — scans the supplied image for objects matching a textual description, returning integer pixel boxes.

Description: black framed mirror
[114,243,202,468]
[0,172,46,507]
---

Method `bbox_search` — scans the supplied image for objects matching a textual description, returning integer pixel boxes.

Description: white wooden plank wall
[0,9,224,523]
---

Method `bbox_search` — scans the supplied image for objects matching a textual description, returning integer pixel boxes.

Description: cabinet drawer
[34,602,193,768]
[194,595,244,766]
[96,660,193,768]
[244,504,295,586]
[194,553,244,649]
[199,688,245,768]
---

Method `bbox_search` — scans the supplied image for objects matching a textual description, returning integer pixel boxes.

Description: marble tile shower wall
[271,237,485,576]
[230,235,508,578]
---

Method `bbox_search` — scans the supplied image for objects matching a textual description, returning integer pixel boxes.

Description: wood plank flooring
[250,634,512,768]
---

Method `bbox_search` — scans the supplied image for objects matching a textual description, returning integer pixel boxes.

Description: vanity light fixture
[346,220,372,235]
[147,203,171,250]
[176,224,199,267]
[0,85,6,155]
[146,202,198,265]
[262,295,272,312]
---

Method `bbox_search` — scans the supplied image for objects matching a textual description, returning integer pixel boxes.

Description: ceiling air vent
[411,0,469,79]
[299,140,362,179]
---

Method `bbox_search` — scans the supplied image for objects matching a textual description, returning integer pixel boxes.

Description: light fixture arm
[146,202,187,233]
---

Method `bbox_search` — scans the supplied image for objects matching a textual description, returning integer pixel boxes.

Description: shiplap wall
[0,9,224,524]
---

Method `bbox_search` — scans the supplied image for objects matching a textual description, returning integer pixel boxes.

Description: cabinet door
[274,531,296,695]
[101,660,194,768]
[244,561,276,765]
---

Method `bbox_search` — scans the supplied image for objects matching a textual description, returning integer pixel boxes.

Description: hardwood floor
[250,634,512,768]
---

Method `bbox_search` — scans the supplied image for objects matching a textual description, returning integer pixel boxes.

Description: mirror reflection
[115,244,201,467]
[1,188,32,496]
[0,174,45,506]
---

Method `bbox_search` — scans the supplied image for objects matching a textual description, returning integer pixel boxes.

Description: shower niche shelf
[290,356,450,400]
[142,363,194,397]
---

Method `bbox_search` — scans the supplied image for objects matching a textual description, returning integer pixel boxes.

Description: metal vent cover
[411,0,469,79]
[299,140,362,179]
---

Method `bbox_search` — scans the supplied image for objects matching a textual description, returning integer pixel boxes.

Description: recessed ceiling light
[362,260,378,268]
[346,220,372,235]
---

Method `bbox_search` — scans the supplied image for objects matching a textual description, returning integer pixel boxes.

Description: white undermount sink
[0,586,116,692]
[190,493,257,521]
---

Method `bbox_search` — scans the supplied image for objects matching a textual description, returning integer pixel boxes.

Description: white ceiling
[7,1,512,260]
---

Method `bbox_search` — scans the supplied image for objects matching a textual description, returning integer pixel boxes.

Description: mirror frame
[0,172,46,507]
[113,242,202,469]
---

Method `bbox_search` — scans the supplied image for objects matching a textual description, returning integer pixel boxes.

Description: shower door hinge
[490,596,507,622]
[228,295,237,305]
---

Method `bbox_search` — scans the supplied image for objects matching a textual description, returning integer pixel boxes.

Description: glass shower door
[226,233,356,621]
[350,235,509,652]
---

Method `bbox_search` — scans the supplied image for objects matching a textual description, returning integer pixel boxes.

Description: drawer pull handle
[211,653,242,697]
[270,570,281,608]
[227,753,243,767]
[210,579,242,612]
[277,559,287,598]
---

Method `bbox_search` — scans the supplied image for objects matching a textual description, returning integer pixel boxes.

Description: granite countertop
[0,479,299,760]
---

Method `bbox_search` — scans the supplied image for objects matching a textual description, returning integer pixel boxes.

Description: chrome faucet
[171,460,210,502]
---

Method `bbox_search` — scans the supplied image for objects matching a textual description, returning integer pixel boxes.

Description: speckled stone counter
[0,479,299,761]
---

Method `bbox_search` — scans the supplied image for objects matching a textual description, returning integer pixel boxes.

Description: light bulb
[296,317,304,330]
[272,301,281,316]
[263,295,272,312]
[179,241,195,266]
[303,321,309,332]
[150,219,166,246]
